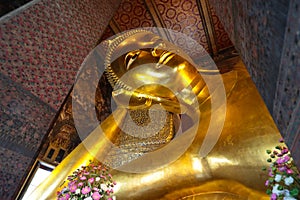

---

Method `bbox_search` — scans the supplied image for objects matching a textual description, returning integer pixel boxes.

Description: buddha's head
[104,30,207,114]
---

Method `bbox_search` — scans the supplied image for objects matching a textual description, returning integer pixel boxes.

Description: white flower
[283,189,291,197]
[62,187,68,193]
[284,176,294,186]
[283,197,297,200]
[84,197,93,200]
[75,188,81,194]
[275,174,282,182]
[272,184,284,195]
[95,177,100,182]
[100,183,108,191]
[112,196,116,200]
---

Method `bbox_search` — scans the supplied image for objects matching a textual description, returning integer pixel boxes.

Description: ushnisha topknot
[104,29,152,91]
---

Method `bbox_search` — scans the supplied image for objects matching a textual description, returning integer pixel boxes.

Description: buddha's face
[107,32,205,114]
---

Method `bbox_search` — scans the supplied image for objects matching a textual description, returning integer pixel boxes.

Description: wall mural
[38,75,113,165]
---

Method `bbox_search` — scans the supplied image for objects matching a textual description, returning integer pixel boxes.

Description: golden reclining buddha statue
[28,29,281,199]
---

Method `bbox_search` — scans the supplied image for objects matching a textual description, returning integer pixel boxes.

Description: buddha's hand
[112,88,189,114]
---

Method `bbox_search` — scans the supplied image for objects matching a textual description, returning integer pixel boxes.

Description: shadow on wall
[0,0,32,17]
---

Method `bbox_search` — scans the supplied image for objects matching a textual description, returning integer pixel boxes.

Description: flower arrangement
[57,160,116,200]
[263,138,300,200]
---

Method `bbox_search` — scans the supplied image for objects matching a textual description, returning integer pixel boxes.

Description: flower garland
[57,160,116,200]
[263,139,300,200]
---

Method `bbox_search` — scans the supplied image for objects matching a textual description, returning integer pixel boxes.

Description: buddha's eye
[132,53,138,59]
[125,51,140,70]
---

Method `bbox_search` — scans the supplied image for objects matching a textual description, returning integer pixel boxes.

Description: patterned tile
[209,5,233,50]
[113,0,155,31]
[153,0,209,54]
[0,147,32,199]
[273,0,300,166]
[0,0,120,110]
[0,0,121,198]
[210,0,300,167]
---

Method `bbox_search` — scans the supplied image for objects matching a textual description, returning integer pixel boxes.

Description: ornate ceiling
[39,0,236,164]
[102,0,233,57]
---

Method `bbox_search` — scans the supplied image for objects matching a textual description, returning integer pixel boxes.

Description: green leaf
[266,150,272,154]
[266,189,272,195]
[275,146,281,150]
[290,188,299,197]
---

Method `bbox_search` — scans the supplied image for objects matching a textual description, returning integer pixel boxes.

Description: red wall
[0,0,120,199]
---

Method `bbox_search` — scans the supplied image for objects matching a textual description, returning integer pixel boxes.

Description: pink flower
[271,193,277,200]
[265,180,269,186]
[92,191,102,200]
[278,166,287,172]
[88,177,94,184]
[282,155,290,162]
[276,158,284,164]
[78,182,84,187]
[81,186,91,195]
[58,194,70,200]
[65,193,70,200]
[286,168,294,174]
[68,181,76,186]
[80,176,87,181]
[269,171,274,177]
[281,148,288,154]
[279,138,284,143]
[92,187,99,191]
[69,184,77,193]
